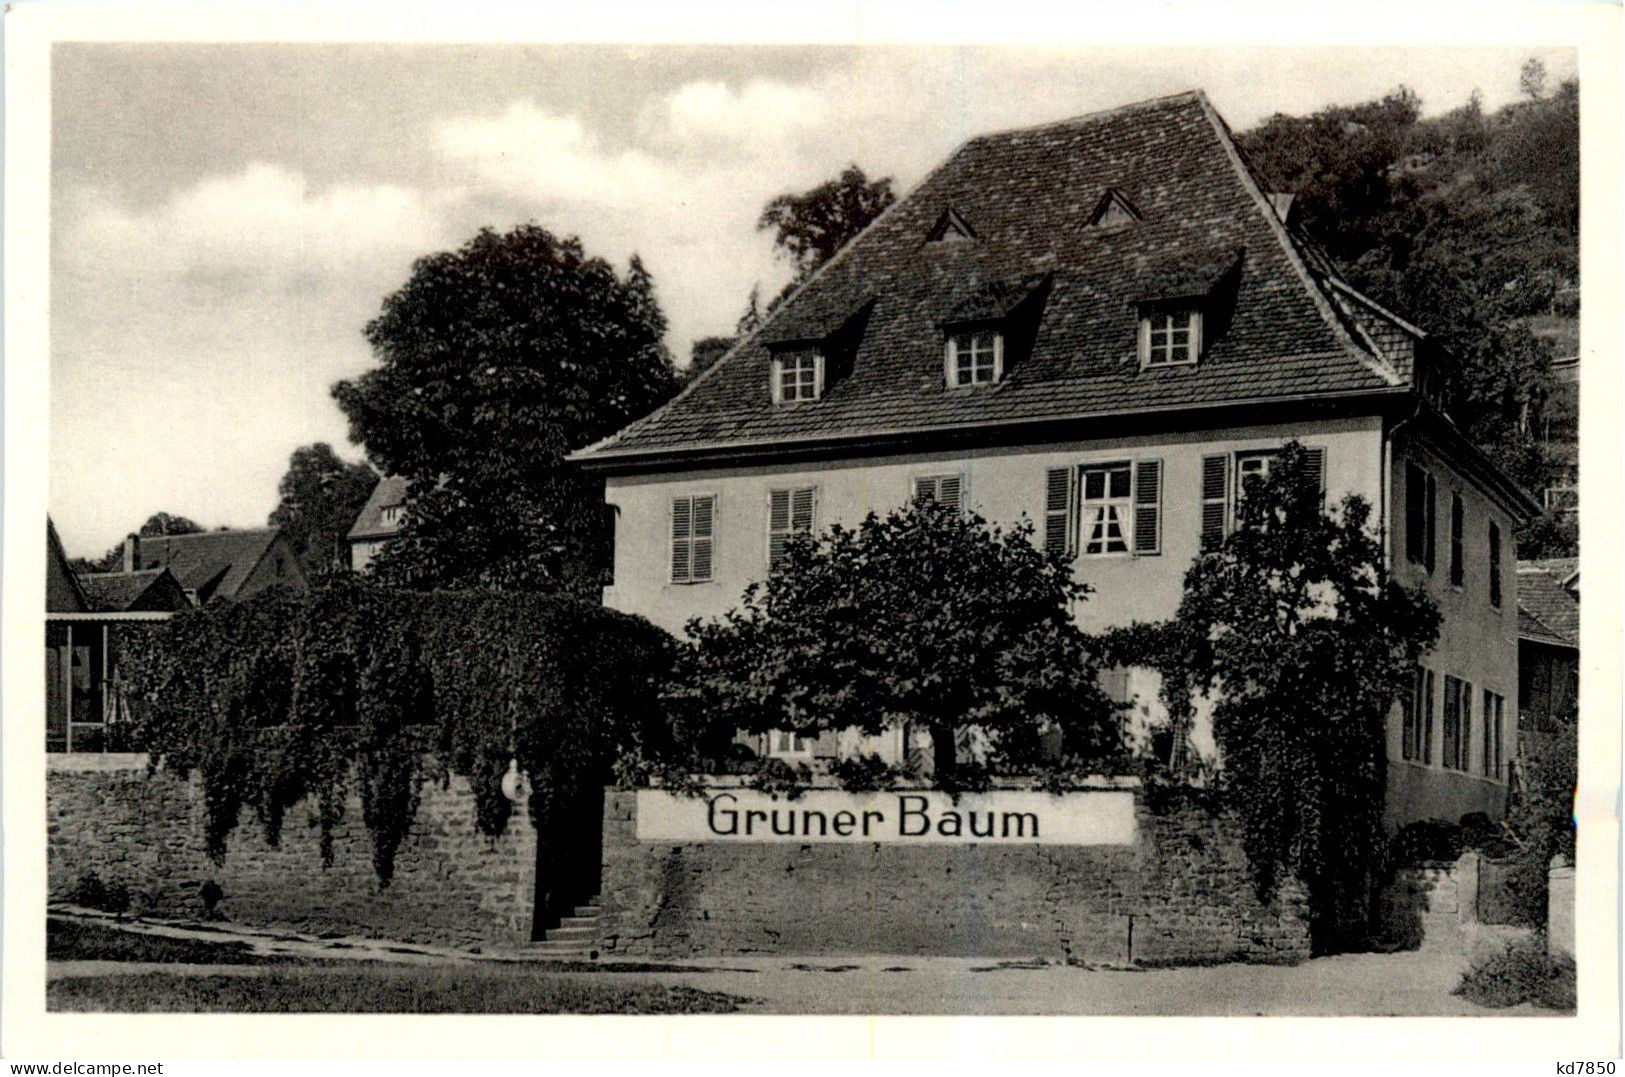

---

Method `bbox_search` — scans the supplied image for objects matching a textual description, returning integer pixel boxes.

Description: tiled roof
[136,528,282,602]
[77,568,192,613]
[347,474,410,542]
[576,90,1412,467]
[1517,560,1579,648]
[46,518,88,613]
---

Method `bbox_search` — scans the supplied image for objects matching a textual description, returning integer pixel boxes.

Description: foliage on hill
[117,581,674,885]
[1237,65,1578,554]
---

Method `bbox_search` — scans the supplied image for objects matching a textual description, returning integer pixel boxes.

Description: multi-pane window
[1141,308,1202,367]
[767,730,814,757]
[1449,492,1465,587]
[1481,689,1505,779]
[1081,463,1133,555]
[1489,521,1503,608]
[914,473,964,512]
[1402,664,1434,763]
[947,330,1001,386]
[670,494,715,583]
[1203,447,1324,544]
[1442,675,1471,771]
[774,353,822,402]
[768,486,816,571]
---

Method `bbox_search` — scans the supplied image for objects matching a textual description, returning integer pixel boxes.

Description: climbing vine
[119,580,673,885]
[1100,442,1440,953]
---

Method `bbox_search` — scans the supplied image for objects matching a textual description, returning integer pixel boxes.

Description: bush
[1454,936,1576,1011]
[1390,819,1465,864]
[61,872,132,915]
[829,753,912,793]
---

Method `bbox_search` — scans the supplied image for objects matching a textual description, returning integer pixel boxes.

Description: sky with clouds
[48,42,1577,557]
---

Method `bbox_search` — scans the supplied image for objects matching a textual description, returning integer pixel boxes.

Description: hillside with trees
[1236,60,1579,556]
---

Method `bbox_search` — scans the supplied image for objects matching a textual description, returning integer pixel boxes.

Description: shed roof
[1517,560,1579,649]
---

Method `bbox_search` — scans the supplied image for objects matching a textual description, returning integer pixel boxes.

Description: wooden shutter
[1303,447,1326,500]
[1449,492,1465,586]
[768,489,791,570]
[1424,472,1438,572]
[671,496,693,583]
[691,495,714,581]
[1044,467,1075,557]
[1133,459,1162,555]
[1489,521,1503,606]
[1200,454,1228,550]
[937,475,963,512]
[914,476,937,503]
[1405,463,1424,563]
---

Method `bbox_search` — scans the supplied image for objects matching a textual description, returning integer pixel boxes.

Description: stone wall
[1379,851,1543,959]
[597,785,1309,965]
[47,754,535,948]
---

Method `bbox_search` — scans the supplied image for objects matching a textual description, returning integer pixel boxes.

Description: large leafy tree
[758,164,896,288]
[663,497,1121,785]
[267,443,379,576]
[332,225,681,591]
[1124,443,1439,951]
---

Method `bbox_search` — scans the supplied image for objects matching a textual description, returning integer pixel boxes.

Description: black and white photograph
[3,0,1620,1063]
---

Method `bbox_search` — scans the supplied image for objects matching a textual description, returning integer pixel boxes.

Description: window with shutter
[1200,454,1228,549]
[1133,459,1162,555]
[1405,462,1427,565]
[768,486,817,570]
[1302,447,1326,496]
[1449,492,1465,586]
[1080,463,1132,556]
[1424,472,1438,572]
[1044,467,1075,558]
[1489,521,1503,607]
[671,494,715,583]
[914,474,965,512]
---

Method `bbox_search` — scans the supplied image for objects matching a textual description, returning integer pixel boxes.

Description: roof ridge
[147,526,279,540]
[1191,93,1402,389]
[968,89,1207,143]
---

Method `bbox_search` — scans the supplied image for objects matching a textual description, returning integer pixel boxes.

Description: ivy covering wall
[119,582,673,888]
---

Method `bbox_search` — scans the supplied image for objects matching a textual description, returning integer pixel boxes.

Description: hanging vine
[118,581,674,883]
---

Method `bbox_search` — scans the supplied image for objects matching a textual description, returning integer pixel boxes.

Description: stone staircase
[530,895,601,959]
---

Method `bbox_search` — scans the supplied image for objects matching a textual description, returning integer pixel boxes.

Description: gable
[575,91,1408,470]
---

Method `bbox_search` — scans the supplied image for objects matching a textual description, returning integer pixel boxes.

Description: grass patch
[48,966,746,1014]
[47,918,311,966]
[1454,937,1576,1012]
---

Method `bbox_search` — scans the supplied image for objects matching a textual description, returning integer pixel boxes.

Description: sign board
[635,788,1137,846]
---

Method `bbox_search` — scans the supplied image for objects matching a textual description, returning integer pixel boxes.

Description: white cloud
[665,79,829,145]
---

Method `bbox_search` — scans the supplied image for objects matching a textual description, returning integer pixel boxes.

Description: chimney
[123,533,140,574]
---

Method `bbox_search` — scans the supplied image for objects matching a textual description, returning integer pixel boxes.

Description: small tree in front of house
[661,497,1122,789]
[1121,442,1440,951]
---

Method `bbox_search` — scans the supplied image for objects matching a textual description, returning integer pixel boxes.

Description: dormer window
[946,329,1002,387]
[772,351,824,403]
[1140,307,1202,367]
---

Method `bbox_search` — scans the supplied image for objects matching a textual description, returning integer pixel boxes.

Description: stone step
[573,905,602,918]
[557,915,598,929]
[530,938,597,956]
[544,925,596,942]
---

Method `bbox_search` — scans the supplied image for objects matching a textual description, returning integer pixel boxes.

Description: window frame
[767,485,818,571]
[912,472,966,512]
[771,351,825,404]
[1139,306,1203,368]
[1481,688,1505,780]
[669,492,718,585]
[1079,461,1135,558]
[1449,491,1465,589]
[1488,520,1503,609]
[1441,674,1471,772]
[944,329,1003,388]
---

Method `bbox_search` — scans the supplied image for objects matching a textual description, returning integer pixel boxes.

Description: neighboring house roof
[46,518,89,613]
[1517,560,1579,649]
[574,89,1421,470]
[77,568,193,613]
[347,474,411,543]
[135,528,290,603]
